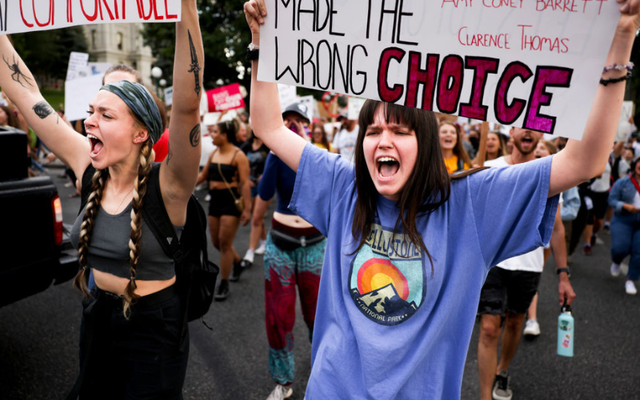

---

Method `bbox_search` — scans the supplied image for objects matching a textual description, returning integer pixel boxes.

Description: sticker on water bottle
[559,320,573,331]
[562,334,571,348]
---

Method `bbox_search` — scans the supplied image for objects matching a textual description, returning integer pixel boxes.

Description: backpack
[80,163,219,338]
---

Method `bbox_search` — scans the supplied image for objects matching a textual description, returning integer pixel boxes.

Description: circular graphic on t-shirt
[349,223,426,326]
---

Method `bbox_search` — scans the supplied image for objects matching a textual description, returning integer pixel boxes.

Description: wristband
[602,62,634,73]
[556,268,569,275]
[600,70,632,86]
[246,49,259,61]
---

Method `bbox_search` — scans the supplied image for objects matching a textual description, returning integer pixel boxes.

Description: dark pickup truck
[0,127,79,307]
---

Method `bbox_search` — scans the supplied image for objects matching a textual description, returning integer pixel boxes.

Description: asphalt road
[1,164,639,400]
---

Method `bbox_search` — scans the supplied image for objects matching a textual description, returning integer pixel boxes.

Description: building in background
[83,23,155,88]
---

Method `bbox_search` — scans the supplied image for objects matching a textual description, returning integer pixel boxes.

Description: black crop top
[208,149,239,183]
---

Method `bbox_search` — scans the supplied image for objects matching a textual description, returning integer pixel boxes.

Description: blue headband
[100,80,163,144]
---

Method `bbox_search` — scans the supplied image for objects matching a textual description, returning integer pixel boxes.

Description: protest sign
[616,101,636,142]
[66,52,89,81]
[348,97,366,121]
[165,86,174,106]
[206,83,246,112]
[258,1,621,138]
[278,83,297,110]
[0,0,180,35]
[65,73,104,121]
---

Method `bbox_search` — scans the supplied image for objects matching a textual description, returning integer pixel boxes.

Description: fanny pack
[270,228,325,252]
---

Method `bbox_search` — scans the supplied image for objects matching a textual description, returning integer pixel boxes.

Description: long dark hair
[352,100,451,272]
[439,121,472,167]
[311,123,331,150]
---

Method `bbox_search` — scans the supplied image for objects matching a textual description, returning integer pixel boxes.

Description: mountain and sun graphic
[351,257,419,324]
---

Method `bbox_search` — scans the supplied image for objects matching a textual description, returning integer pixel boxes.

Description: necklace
[112,185,134,214]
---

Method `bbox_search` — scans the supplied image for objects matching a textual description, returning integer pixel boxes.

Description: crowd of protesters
[4,0,639,399]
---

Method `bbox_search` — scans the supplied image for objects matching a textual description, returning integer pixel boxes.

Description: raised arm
[549,1,639,196]
[160,0,204,204]
[0,37,89,177]
[245,0,307,172]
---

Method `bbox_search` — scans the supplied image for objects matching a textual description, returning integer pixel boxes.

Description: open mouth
[377,156,399,178]
[521,137,533,146]
[87,134,104,158]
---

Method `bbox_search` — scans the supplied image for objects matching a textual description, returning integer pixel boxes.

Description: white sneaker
[625,280,637,295]
[611,263,622,277]
[523,319,540,336]
[255,239,266,255]
[204,193,211,202]
[266,384,293,400]
[244,249,255,264]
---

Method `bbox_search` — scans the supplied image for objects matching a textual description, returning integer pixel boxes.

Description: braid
[73,168,108,297]
[122,141,155,318]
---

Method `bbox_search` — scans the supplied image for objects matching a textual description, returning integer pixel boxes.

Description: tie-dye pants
[264,230,326,385]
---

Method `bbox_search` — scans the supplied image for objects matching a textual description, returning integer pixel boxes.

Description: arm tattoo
[189,123,201,147]
[166,144,173,165]
[187,30,201,97]
[33,101,57,123]
[3,54,33,88]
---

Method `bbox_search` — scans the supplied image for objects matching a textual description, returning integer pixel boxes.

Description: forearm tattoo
[189,123,201,147]
[33,100,58,123]
[3,54,33,88]
[187,30,201,97]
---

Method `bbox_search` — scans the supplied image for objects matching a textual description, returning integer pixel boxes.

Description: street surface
[1,164,639,399]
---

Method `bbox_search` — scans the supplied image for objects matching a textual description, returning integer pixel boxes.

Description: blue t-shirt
[289,144,558,400]
[258,152,296,215]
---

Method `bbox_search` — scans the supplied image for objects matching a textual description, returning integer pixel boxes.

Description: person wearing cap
[332,110,359,162]
[0,0,203,397]
[254,102,326,400]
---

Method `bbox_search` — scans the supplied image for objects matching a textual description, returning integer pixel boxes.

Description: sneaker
[523,319,540,337]
[255,239,267,255]
[214,280,229,300]
[266,384,293,400]
[492,371,513,400]
[244,249,255,264]
[583,244,592,256]
[204,193,211,202]
[230,262,244,282]
[611,262,622,277]
[625,280,637,295]
[603,223,610,233]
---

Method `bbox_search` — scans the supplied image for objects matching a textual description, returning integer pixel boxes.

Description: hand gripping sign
[257,0,621,139]
[0,0,180,35]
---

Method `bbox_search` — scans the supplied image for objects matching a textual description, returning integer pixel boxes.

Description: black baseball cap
[282,102,311,124]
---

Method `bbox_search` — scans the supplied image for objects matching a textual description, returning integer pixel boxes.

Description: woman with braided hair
[0,0,203,398]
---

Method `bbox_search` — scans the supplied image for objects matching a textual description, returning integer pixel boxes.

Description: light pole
[151,66,163,97]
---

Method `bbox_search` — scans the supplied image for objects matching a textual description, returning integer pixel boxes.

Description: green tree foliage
[141,0,250,91]
[10,27,88,87]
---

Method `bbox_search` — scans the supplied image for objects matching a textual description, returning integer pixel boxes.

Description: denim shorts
[478,267,541,316]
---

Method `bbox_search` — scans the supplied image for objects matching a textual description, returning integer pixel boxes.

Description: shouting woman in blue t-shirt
[244,1,640,399]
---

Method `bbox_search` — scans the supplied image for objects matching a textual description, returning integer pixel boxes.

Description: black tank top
[208,149,239,183]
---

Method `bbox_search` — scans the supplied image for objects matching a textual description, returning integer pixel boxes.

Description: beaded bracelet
[602,62,634,73]
[600,70,632,86]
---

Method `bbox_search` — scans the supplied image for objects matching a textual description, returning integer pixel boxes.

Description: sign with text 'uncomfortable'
[258,0,621,138]
[0,0,180,35]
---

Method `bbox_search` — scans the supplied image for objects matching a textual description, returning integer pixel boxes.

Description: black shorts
[587,190,609,222]
[478,267,541,316]
[208,188,241,218]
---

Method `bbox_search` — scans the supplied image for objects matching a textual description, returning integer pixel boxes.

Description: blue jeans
[610,213,640,281]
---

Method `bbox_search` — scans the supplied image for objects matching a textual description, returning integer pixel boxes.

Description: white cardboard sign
[258,1,621,138]
[0,0,181,35]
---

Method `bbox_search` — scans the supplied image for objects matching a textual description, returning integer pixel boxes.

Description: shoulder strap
[631,175,640,195]
[79,164,97,215]
[230,149,240,163]
[142,163,182,260]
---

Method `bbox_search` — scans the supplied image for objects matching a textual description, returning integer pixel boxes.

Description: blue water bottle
[557,302,574,357]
